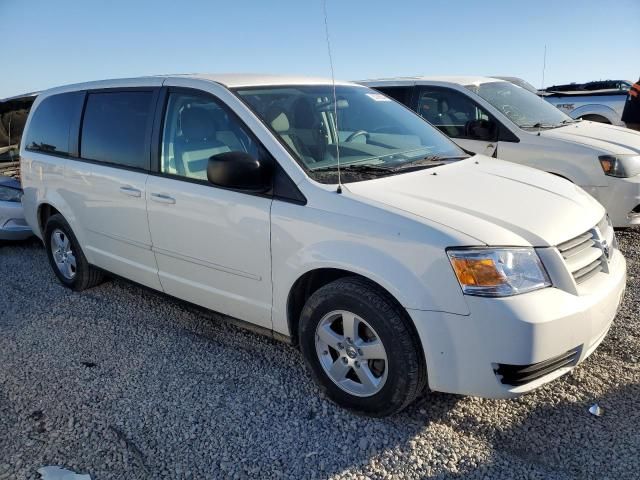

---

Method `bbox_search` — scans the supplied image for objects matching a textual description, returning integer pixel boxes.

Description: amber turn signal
[450,257,506,287]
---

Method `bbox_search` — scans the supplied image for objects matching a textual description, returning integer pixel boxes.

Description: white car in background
[20,74,625,415]
[362,77,640,227]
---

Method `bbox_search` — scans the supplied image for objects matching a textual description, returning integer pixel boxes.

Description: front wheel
[299,277,427,416]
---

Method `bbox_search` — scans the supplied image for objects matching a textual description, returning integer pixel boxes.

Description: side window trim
[68,91,86,158]
[76,87,160,173]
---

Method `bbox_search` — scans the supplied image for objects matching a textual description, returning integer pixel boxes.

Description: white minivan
[21,74,626,416]
[362,77,640,227]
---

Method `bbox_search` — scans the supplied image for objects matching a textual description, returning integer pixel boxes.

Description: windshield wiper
[311,164,394,175]
[521,122,563,129]
[392,154,468,171]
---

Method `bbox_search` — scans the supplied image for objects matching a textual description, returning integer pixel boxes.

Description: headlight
[0,185,22,202]
[599,155,640,178]
[447,248,551,297]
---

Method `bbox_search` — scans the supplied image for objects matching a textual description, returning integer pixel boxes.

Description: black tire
[44,213,103,291]
[299,276,427,416]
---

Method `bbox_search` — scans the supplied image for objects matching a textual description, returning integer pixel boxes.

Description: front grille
[494,349,580,386]
[557,217,614,285]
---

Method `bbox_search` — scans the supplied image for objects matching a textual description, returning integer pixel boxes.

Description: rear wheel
[44,214,103,291]
[299,276,427,416]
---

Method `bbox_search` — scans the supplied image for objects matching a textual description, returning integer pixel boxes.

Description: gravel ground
[0,231,638,480]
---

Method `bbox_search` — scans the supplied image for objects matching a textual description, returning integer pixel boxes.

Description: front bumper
[0,200,33,240]
[586,176,640,227]
[408,249,626,398]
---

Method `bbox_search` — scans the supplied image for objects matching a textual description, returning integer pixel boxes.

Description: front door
[145,89,273,328]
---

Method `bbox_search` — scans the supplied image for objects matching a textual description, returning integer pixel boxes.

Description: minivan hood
[541,121,640,155]
[346,156,603,246]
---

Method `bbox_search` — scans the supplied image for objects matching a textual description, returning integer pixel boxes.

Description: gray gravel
[1,231,639,480]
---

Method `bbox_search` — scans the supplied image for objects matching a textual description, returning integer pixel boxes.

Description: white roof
[35,73,358,98]
[359,76,503,87]
[176,73,355,88]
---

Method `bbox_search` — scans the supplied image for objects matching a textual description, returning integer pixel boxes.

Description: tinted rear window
[81,91,154,169]
[24,92,83,156]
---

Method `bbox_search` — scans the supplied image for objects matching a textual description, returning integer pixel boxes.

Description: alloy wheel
[315,310,388,397]
[50,228,77,280]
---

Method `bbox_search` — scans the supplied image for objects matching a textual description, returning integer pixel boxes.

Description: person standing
[622,78,640,131]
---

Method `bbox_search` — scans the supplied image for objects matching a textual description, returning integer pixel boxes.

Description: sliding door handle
[151,193,176,204]
[119,185,142,197]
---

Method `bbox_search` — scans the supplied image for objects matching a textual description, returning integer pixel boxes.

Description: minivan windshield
[466,81,573,129]
[236,85,467,183]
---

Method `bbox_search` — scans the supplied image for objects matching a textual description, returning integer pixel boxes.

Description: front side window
[375,86,413,105]
[81,91,154,169]
[24,92,83,156]
[236,85,466,183]
[416,87,492,139]
[161,92,260,180]
[466,81,572,129]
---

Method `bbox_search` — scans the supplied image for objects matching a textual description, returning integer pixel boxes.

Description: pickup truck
[542,88,628,126]
[496,78,630,126]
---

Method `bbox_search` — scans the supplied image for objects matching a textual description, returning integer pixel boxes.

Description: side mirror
[465,119,497,141]
[207,151,272,193]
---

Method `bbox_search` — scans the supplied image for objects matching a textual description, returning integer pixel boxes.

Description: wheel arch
[286,267,418,348]
[37,203,61,237]
[570,104,619,124]
[34,194,84,244]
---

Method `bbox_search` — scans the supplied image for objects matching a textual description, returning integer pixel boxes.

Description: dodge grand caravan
[21,74,626,416]
[362,77,640,227]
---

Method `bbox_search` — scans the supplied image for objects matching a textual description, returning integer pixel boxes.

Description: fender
[271,237,470,337]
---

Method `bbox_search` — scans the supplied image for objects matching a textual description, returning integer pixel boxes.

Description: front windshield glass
[235,85,466,183]
[466,81,572,128]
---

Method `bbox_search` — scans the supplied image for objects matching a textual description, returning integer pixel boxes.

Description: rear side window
[24,92,83,156]
[81,91,154,169]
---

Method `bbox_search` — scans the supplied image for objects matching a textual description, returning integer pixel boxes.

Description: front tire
[299,277,427,416]
[44,214,103,291]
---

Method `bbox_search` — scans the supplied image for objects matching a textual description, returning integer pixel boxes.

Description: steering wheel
[345,130,369,142]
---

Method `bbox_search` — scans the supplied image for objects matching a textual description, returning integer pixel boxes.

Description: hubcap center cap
[345,345,358,359]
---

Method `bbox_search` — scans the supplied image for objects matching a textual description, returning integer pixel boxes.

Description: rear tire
[44,214,103,291]
[299,276,427,416]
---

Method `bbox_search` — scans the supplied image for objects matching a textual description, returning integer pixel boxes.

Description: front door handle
[151,193,176,204]
[119,185,142,198]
